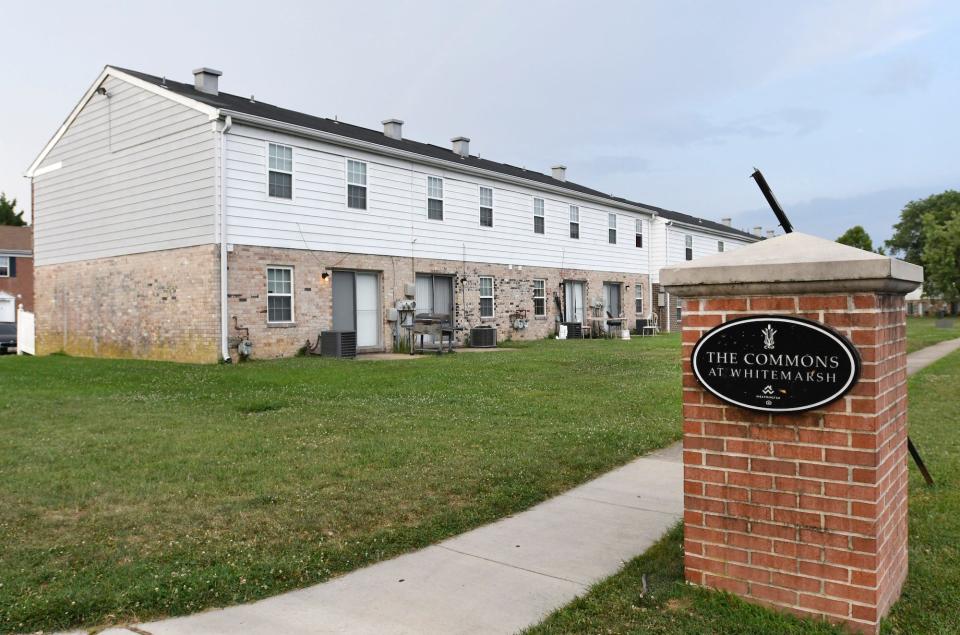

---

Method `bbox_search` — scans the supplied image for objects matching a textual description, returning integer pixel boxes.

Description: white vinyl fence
[17,304,35,355]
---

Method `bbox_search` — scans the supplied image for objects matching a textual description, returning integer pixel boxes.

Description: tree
[0,193,26,226]
[885,190,960,265]
[836,225,873,251]
[922,209,960,303]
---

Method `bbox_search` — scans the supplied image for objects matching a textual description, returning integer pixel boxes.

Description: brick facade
[228,245,651,359]
[680,293,909,634]
[34,245,220,362]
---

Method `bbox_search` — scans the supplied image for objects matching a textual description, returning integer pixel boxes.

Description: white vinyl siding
[533,279,546,316]
[346,159,367,210]
[427,176,444,221]
[268,143,293,199]
[479,276,494,318]
[267,266,294,323]
[32,75,216,265]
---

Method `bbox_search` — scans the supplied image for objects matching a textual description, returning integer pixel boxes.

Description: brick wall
[0,255,33,315]
[228,245,651,359]
[680,293,908,634]
[34,245,220,363]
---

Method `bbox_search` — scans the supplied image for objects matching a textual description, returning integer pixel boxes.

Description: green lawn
[0,336,684,633]
[906,316,959,353]
[527,350,960,635]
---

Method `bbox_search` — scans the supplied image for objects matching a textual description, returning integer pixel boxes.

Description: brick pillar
[661,233,922,634]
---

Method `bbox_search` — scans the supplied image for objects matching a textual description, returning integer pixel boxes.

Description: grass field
[527,350,960,635]
[0,336,684,633]
[906,316,958,353]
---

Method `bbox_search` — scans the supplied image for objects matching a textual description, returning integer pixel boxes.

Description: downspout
[219,115,233,362]
[664,220,671,333]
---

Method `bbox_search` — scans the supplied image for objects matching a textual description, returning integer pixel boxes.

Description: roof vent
[193,67,222,96]
[451,136,470,157]
[721,217,732,227]
[766,229,775,238]
[382,119,403,140]
[752,226,763,237]
[552,165,567,181]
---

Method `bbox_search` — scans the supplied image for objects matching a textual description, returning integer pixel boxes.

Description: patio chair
[641,313,660,336]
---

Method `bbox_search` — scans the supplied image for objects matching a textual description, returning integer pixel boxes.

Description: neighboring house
[0,226,33,324]
[25,65,760,363]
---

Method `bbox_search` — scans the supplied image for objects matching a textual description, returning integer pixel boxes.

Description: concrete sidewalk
[95,445,683,635]
[80,338,960,635]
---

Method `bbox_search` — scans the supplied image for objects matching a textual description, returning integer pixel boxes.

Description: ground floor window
[675,296,683,324]
[267,266,294,323]
[479,276,494,318]
[635,284,643,315]
[533,279,546,316]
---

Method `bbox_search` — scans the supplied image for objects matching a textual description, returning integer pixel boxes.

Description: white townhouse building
[25,66,760,362]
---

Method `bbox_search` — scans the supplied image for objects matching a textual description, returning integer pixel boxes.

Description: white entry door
[355,273,379,348]
[564,281,584,323]
[0,295,14,323]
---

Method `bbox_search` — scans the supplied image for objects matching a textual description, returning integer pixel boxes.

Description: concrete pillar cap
[661,232,922,296]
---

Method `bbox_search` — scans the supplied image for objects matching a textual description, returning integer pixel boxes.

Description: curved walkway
[84,338,960,635]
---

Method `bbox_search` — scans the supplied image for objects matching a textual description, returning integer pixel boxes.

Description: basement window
[608,213,617,244]
[479,276,494,318]
[533,279,546,316]
[685,235,693,261]
[427,176,444,220]
[267,266,294,323]
[569,205,580,239]
[533,197,545,234]
[479,186,494,227]
[268,143,293,199]
[635,219,643,248]
[346,159,367,210]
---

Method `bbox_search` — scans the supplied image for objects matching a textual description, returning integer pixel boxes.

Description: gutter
[219,109,661,221]
[219,115,233,362]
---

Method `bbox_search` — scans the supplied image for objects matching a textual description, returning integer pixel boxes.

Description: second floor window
[608,213,617,244]
[427,176,444,220]
[268,143,293,199]
[534,198,545,234]
[635,219,643,248]
[479,276,494,318]
[685,235,693,261]
[533,279,546,316]
[0,256,9,277]
[480,187,493,227]
[347,159,367,210]
[570,205,580,239]
[718,240,725,253]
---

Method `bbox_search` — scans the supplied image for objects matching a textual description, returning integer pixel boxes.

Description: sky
[2,1,958,245]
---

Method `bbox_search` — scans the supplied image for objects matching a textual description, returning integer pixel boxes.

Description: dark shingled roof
[114,67,757,241]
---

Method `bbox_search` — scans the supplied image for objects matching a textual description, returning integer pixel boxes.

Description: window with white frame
[718,240,725,253]
[479,276,494,318]
[635,283,643,315]
[608,213,617,244]
[268,143,293,199]
[569,205,580,239]
[267,267,294,323]
[676,296,683,323]
[0,256,8,277]
[635,219,643,248]
[533,198,545,234]
[685,235,693,260]
[533,279,546,316]
[347,159,367,210]
[427,176,444,220]
[479,186,494,227]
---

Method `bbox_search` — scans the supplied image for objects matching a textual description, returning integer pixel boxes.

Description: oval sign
[691,315,861,413]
